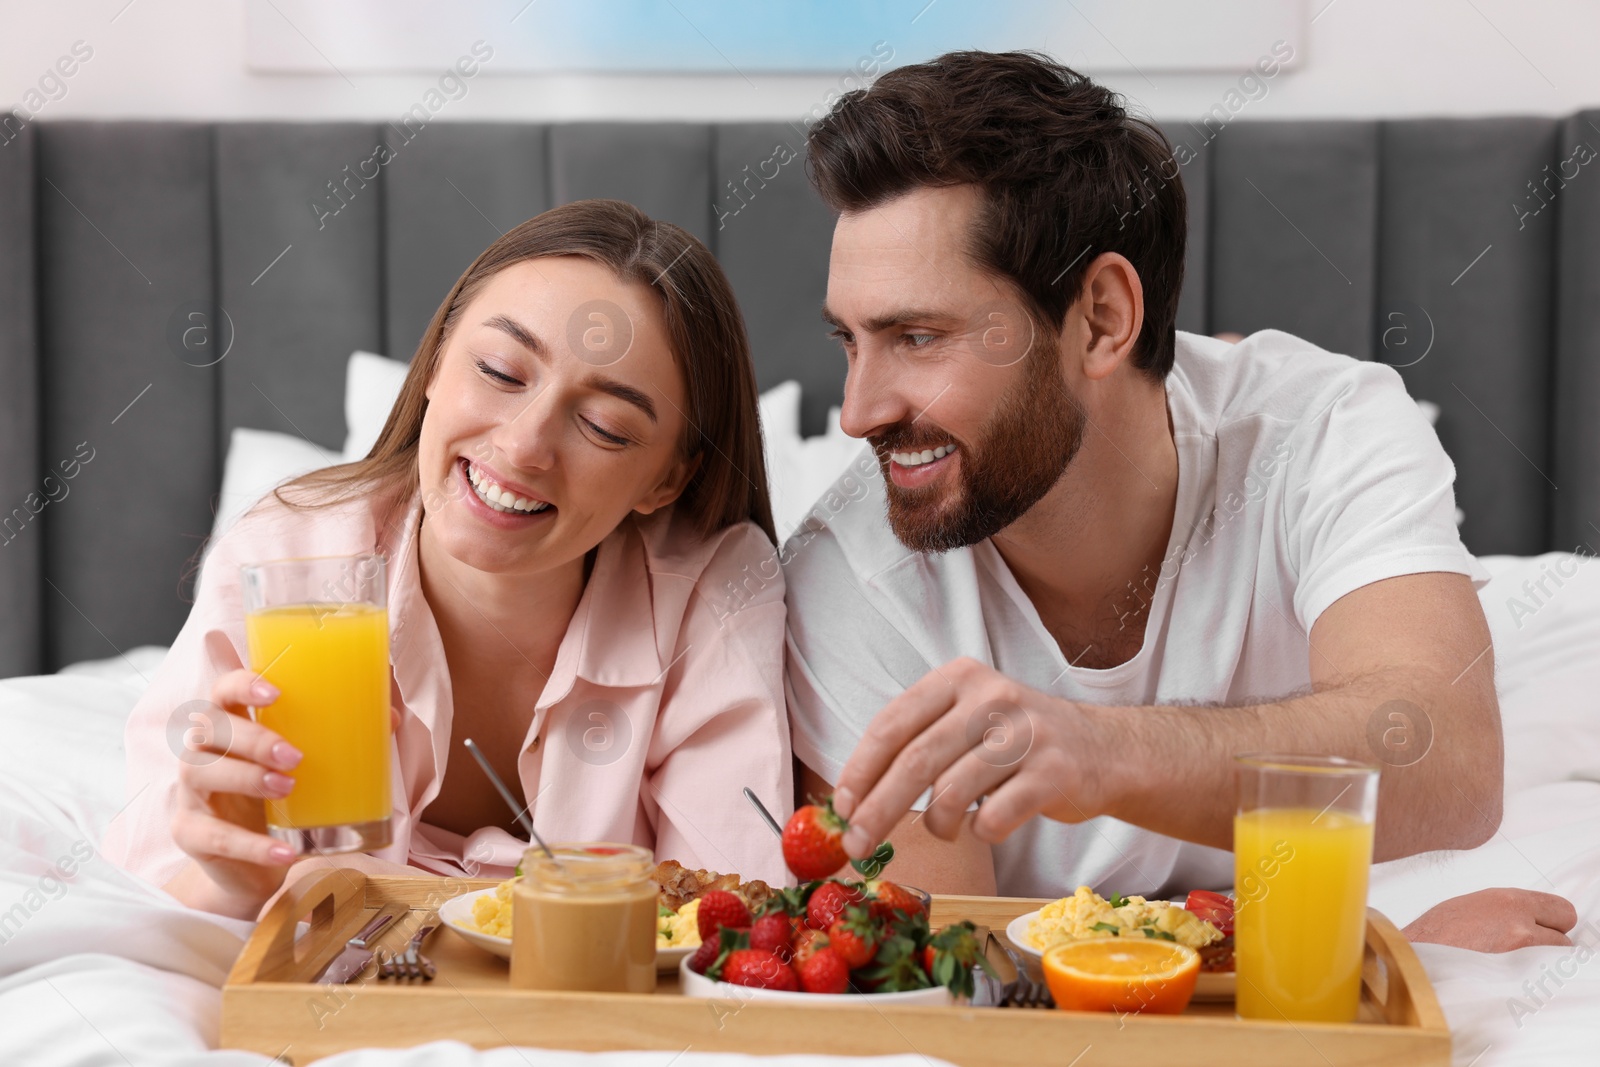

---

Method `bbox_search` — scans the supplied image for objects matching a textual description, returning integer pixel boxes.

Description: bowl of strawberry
[679,800,994,1004]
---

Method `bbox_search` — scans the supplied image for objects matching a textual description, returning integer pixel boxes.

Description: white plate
[678,954,955,1005]
[439,887,513,959]
[438,887,699,972]
[1004,908,1236,1002]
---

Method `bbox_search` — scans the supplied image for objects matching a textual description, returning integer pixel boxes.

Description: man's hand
[1403,889,1578,952]
[831,573,1502,864]
[832,657,1100,859]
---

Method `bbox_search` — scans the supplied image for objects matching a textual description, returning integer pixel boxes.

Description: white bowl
[1005,907,1235,1002]
[678,954,955,1005]
[1005,909,1047,959]
[439,887,513,959]
[438,886,697,972]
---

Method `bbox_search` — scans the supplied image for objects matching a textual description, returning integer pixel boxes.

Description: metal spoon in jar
[462,737,558,863]
[742,786,784,839]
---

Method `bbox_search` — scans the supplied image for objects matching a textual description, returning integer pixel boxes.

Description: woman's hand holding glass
[167,668,301,919]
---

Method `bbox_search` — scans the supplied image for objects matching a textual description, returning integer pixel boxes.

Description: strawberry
[749,912,794,961]
[806,880,865,930]
[826,905,881,970]
[858,931,933,993]
[722,948,799,991]
[921,921,995,999]
[688,937,723,975]
[791,927,829,968]
[782,800,850,881]
[696,926,747,979]
[696,889,751,943]
[868,880,927,922]
[798,946,850,994]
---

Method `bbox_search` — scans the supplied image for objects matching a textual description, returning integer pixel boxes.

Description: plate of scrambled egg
[439,882,703,971]
[1010,885,1225,956]
[1005,886,1233,1001]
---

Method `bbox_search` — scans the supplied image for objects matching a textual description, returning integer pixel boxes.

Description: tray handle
[230,868,371,985]
[1362,908,1449,1032]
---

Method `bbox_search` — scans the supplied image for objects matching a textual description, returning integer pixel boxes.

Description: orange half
[1041,937,1200,1015]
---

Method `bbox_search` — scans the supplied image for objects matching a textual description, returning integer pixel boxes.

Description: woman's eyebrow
[584,376,658,423]
[486,314,544,354]
[484,313,657,424]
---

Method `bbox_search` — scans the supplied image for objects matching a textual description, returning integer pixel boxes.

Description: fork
[379,912,439,982]
[992,935,1055,1009]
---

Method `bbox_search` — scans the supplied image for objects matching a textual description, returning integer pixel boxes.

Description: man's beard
[871,343,1084,553]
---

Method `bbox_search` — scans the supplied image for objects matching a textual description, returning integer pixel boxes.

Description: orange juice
[245,603,391,829]
[1234,806,1374,1022]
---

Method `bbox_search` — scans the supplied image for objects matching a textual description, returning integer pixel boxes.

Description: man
[781,50,1571,948]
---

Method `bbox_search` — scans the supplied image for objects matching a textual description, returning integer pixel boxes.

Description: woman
[102,200,792,919]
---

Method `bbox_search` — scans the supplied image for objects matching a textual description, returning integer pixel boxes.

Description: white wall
[3,0,1598,126]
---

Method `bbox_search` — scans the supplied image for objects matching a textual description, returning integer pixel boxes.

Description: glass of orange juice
[1233,754,1378,1023]
[242,554,393,855]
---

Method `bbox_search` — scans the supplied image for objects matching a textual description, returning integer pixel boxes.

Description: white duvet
[3,555,1599,1067]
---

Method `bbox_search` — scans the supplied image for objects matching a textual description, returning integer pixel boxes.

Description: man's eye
[476,360,521,385]
[903,333,936,348]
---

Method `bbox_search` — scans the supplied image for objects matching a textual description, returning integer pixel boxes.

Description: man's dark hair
[807,50,1186,379]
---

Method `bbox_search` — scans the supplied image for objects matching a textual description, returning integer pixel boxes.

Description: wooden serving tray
[222,873,1451,1067]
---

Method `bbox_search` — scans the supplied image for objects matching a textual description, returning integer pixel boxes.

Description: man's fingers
[841,691,981,856]
[834,666,963,818]
[1523,890,1579,934]
[970,771,1061,843]
[1523,923,1575,948]
[918,750,1019,840]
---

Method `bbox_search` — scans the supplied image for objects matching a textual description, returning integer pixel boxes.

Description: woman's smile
[456,457,557,527]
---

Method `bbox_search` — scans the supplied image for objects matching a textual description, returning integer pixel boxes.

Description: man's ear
[1076,252,1145,382]
[633,451,702,517]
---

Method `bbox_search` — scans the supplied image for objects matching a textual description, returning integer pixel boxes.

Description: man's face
[825,185,1084,552]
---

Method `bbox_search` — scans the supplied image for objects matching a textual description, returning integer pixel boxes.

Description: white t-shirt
[782,329,1489,900]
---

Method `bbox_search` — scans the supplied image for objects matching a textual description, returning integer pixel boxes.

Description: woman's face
[418,256,695,577]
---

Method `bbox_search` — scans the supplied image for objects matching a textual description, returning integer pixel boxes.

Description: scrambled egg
[1026,886,1223,951]
[470,880,515,938]
[467,880,702,949]
[657,897,701,948]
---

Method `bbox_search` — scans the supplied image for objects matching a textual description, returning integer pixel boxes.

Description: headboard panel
[1554,112,1600,550]
[1208,120,1380,361]
[38,123,218,671]
[218,123,385,453]
[3,112,1598,674]
[383,123,551,364]
[1378,118,1562,559]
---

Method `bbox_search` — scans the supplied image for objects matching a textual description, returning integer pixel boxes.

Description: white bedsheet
[3,553,1599,1066]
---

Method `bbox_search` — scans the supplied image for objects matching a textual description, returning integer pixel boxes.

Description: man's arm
[798,763,997,895]
[835,571,1503,864]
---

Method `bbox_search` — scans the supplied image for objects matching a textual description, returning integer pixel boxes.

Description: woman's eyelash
[476,360,627,446]
[476,360,520,385]
[585,419,629,446]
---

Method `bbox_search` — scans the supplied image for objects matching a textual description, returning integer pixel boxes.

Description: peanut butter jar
[509,842,657,993]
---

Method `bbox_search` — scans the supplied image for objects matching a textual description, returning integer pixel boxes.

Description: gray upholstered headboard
[1,114,1598,675]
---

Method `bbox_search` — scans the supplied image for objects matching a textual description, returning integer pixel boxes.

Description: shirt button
[529,736,541,752]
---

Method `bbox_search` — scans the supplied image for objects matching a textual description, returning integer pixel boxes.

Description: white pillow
[212,427,337,537]
[1477,552,1600,796]
[769,405,872,543]
[343,350,411,462]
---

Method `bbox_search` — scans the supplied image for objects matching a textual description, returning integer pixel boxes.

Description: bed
[2,547,1598,1066]
[3,115,1600,1065]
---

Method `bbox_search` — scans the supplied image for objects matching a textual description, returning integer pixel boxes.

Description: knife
[314,903,407,984]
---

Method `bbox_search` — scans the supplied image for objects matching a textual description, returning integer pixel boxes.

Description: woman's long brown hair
[275,199,776,544]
